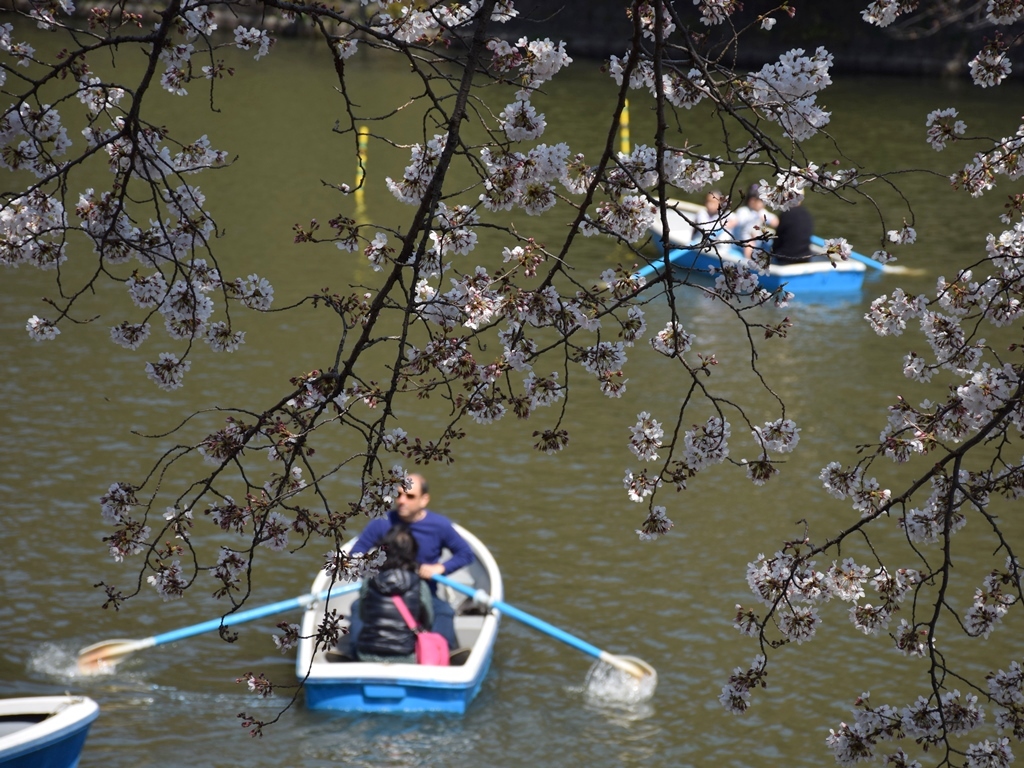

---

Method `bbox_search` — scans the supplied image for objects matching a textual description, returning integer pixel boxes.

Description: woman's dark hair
[381,524,418,571]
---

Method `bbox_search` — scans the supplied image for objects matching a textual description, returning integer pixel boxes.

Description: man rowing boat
[347,473,474,650]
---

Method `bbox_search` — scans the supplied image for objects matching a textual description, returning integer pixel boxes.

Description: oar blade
[603,652,654,680]
[76,638,147,675]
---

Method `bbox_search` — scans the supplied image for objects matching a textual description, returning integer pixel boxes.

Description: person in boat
[731,183,779,258]
[354,523,434,663]
[691,189,733,245]
[770,191,815,263]
[347,473,474,651]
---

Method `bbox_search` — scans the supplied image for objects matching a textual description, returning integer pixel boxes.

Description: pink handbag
[391,595,450,666]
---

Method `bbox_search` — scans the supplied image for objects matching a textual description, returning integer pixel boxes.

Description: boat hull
[0,696,99,768]
[296,524,502,714]
[303,652,494,713]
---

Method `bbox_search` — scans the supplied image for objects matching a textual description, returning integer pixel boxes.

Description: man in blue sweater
[348,473,474,649]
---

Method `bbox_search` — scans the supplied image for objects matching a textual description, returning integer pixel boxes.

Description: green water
[2,27,1022,768]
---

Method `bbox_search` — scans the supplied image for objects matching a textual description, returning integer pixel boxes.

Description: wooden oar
[432,573,653,680]
[77,581,360,674]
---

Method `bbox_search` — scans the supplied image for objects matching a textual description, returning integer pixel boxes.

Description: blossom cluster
[956,119,1024,197]
[745,48,834,142]
[738,546,927,662]
[0,101,72,179]
[628,411,664,461]
[1,190,67,271]
[3,24,271,388]
[969,40,1012,88]
[99,481,150,563]
[324,548,386,582]
[825,690,1002,767]
[861,0,917,27]
[759,164,819,211]
[608,55,708,110]
[925,107,967,151]
[696,0,741,27]
[719,654,767,714]
[367,0,517,45]
[487,36,571,90]
[633,1,676,41]
[964,557,1020,638]
[636,506,673,541]
[147,560,188,601]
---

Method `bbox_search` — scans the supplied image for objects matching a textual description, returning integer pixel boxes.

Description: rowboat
[641,200,867,295]
[0,695,99,768]
[295,524,502,714]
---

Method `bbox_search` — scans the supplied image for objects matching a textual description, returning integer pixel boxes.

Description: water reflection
[297,718,484,768]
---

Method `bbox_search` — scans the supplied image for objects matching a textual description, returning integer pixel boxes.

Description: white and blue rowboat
[0,696,99,768]
[296,524,502,714]
[641,200,867,295]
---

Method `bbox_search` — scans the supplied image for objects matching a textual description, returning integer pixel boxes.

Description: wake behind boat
[0,695,99,768]
[640,199,867,295]
[295,524,502,714]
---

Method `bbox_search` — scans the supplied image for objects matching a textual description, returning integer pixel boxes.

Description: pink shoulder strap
[391,595,421,632]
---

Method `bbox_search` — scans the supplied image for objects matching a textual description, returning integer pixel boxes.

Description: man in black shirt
[771,193,814,263]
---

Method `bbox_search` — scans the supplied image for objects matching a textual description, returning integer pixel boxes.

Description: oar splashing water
[432,573,657,702]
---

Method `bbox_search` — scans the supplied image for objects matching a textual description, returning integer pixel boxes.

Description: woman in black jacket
[355,524,434,662]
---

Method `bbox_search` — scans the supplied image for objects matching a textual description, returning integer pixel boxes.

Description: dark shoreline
[8,0,1018,80]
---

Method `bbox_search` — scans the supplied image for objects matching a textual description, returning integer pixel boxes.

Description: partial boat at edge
[0,695,99,768]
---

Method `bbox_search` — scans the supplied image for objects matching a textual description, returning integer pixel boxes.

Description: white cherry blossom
[234,26,274,59]
[26,315,59,341]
